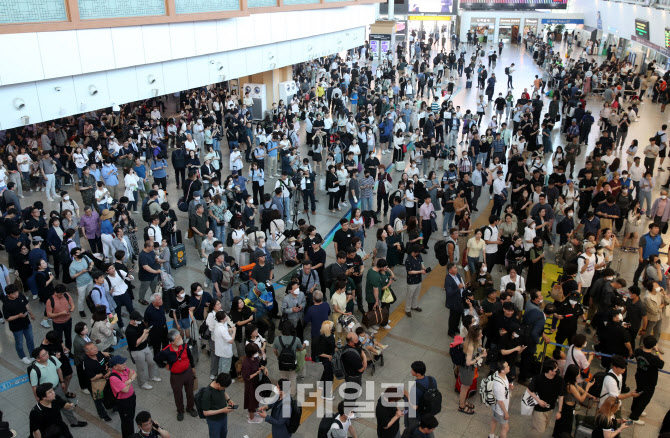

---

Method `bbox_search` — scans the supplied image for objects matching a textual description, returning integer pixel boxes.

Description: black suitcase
[170,243,186,269]
[466,80,472,89]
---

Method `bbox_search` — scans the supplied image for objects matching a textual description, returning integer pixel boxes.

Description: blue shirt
[151,159,168,179]
[90,284,113,313]
[28,248,48,269]
[90,167,102,182]
[249,169,265,186]
[233,176,248,190]
[134,164,147,180]
[267,141,278,158]
[101,219,114,235]
[304,303,332,340]
[101,164,119,186]
[390,204,406,225]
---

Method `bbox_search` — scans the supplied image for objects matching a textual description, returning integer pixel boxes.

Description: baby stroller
[339,315,386,375]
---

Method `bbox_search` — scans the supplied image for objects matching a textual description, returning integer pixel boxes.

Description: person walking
[630,335,665,424]
[201,373,236,438]
[156,329,198,421]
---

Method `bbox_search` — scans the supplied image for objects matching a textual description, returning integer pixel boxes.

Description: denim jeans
[361,195,373,212]
[212,138,220,151]
[12,325,35,359]
[206,416,228,438]
[282,196,291,221]
[442,211,455,232]
[214,223,226,244]
[467,256,480,274]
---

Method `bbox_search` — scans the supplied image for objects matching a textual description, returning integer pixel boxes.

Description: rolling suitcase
[170,243,186,269]
[466,80,472,89]
[395,161,406,172]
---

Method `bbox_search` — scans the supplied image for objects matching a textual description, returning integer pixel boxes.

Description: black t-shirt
[625,299,647,334]
[171,295,191,320]
[341,346,363,377]
[30,396,71,438]
[2,294,31,332]
[528,373,565,411]
[345,254,363,284]
[125,323,149,352]
[592,415,616,438]
[251,262,272,284]
[82,352,108,380]
[634,348,665,388]
[333,229,354,252]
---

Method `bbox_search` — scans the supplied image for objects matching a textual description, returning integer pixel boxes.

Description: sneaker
[368,327,378,334]
[140,383,153,390]
[47,197,54,202]
[177,412,184,422]
[79,311,86,318]
[103,416,113,423]
[41,320,51,328]
[641,412,648,417]
[372,325,380,330]
[151,376,162,382]
[247,415,264,423]
[443,231,448,237]
[21,357,33,364]
[632,419,645,425]
[383,324,392,330]
[188,408,198,418]
[54,194,61,198]
[82,388,90,394]
[32,295,38,300]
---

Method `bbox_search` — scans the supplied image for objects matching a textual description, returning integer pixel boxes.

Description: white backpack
[479,373,506,406]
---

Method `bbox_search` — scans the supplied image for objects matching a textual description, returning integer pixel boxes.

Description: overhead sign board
[634,19,649,40]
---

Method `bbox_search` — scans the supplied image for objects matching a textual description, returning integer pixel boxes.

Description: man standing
[418,196,435,251]
[348,169,361,211]
[144,293,169,356]
[2,284,36,364]
[341,333,367,402]
[489,361,511,438]
[108,356,137,438]
[634,223,665,285]
[29,383,79,438]
[157,329,198,421]
[201,373,236,438]
[405,244,426,317]
[630,336,664,425]
[125,311,161,390]
[519,291,555,383]
[190,205,208,257]
[445,262,465,337]
[506,63,515,89]
[68,247,94,317]
[483,216,502,271]
[45,284,75,350]
[300,169,316,215]
[527,359,564,438]
[257,379,294,437]
[138,241,161,305]
[82,342,114,422]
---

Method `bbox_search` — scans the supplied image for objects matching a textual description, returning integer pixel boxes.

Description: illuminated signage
[634,19,649,41]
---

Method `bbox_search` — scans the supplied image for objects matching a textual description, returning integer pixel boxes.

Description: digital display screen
[635,19,650,40]
[409,0,456,14]
[665,27,670,49]
[459,0,568,10]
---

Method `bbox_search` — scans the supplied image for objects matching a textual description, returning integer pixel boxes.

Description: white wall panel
[111,27,146,69]
[275,41,292,69]
[162,59,189,94]
[77,29,115,74]
[270,13,287,43]
[226,49,249,80]
[0,33,45,85]
[142,24,172,64]
[216,19,238,52]
[252,14,272,46]
[245,46,263,75]
[35,77,78,122]
[186,56,211,89]
[37,31,82,79]
[72,72,110,113]
[107,68,140,106]
[0,82,42,129]
[169,22,196,60]
[260,43,277,72]
[193,20,218,56]
[235,17,256,48]
[134,63,165,100]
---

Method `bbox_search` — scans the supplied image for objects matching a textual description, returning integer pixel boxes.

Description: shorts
[660,148,667,158]
[177,317,191,330]
[493,410,508,424]
[458,365,475,386]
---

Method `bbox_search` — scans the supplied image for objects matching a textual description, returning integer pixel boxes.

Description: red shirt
[109,368,135,400]
[167,344,190,374]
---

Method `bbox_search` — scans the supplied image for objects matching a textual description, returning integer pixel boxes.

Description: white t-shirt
[599,371,622,407]
[214,322,233,358]
[492,373,510,416]
[330,416,352,433]
[17,154,31,172]
[73,153,87,169]
[565,346,589,383]
[483,225,499,254]
[577,253,596,287]
[233,229,245,247]
[523,227,536,252]
[95,188,113,205]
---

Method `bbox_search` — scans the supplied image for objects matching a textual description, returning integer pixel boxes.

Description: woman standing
[458,325,486,415]
[209,194,227,244]
[592,397,629,438]
[206,299,222,379]
[116,211,140,260]
[553,364,597,437]
[316,320,336,400]
[46,217,64,279]
[426,171,441,213]
[73,322,93,392]
[466,229,486,275]
[213,311,235,375]
[241,343,265,423]
[375,387,405,438]
[326,165,340,212]
[123,168,140,213]
[90,305,117,353]
[248,162,265,205]
[350,208,366,244]
[230,297,253,364]
[526,237,545,292]
[642,281,669,342]
[336,163,348,207]
[372,227,388,264]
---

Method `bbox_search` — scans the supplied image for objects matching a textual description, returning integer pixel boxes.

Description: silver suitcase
[395,161,406,172]
[575,425,592,438]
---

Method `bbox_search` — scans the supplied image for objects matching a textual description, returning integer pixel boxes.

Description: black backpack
[48,292,71,313]
[287,397,302,434]
[194,386,210,419]
[277,337,298,371]
[27,357,58,383]
[57,243,72,265]
[318,415,342,438]
[588,371,619,398]
[449,343,466,366]
[416,377,442,416]
[505,66,510,75]
[226,231,234,247]
[142,198,155,222]
[86,285,104,313]
[434,240,448,266]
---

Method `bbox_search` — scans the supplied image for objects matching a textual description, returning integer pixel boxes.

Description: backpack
[277,337,298,371]
[142,198,155,222]
[27,357,58,383]
[416,377,442,416]
[434,240,448,266]
[654,132,664,147]
[660,81,667,91]
[57,243,72,265]
[505,67,510,75]
[226,231,234,247]
[0,192,7,213]
[318,414,342,438]
[102,372,120,410]
[332,346,359,379]
[480,225,493,240]
[449,343,466,366]
[480,372,506,406]
[86,285,104,313]
[194,386,211,419]
[143,226,152,242]
[588,371,619,398]
[287,397,302,434]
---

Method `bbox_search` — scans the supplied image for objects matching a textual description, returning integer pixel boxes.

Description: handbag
[381,287,397,304]
[362,306,389,327]
[520,388,537,416]
[257,372,273,398]
[91,378,107,400]
[223,210,233,223]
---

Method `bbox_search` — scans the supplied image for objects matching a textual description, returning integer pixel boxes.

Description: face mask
[194,196,200,201]
[63,195,70,201]
[253,353,260,358]
[597,249,604,255]
[568,212,573,218]
[569,300,577,306]
[530,224,535,229]
[196,290,203,296]
[663,196,668,200]
[248,200,253,205]
[291,242,295,246]
[178,293,185,300]
[499,176,504,180]
[358,336,366,343]
[481,266,487,273]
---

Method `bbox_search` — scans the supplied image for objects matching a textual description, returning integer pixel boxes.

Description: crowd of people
[0,21,669,438]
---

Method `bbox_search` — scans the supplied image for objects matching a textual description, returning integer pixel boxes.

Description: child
[355,326,386,358]
[552,348,567,377]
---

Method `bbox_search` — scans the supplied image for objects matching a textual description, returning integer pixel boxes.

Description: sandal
[65,392,77,399]
[458,405,475,415]
[139,300,149,306]
[465,402,475,409]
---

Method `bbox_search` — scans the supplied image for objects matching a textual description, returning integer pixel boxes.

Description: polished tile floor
[0,38,669,438]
